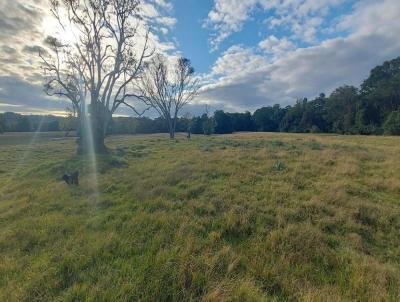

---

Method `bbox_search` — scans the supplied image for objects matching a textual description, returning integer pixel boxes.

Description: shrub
[272,161,286,172]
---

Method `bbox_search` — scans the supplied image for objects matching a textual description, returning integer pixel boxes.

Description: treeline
[0,112,64,133]
[1,57,400,136]
[78,56,400,136]
[210,56,400,135]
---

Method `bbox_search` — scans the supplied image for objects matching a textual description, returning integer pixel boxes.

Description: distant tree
[182,112,194,138]
[47,120,60,131]
[361,57,400,125]
[189,116,202,134]
[325,86,359,134]
[229,111,255,132]
[291,93,328,133]
[253,104,286,132]
[214,110,233,134]
[200,104,215,135]
[136,54,199,139]
[280,99,308,132]
[2,112,18,131]
[16,115,31,132]
[60,108,78,136]
[202,116,215,135]
[133,117,159,134]
[384,111,400,135]
[40,0,152,153]
[309,93,328,132]
[361,57,400,99]
[112,117,138,134]
[0,115,4,134]
[353,99,380,134]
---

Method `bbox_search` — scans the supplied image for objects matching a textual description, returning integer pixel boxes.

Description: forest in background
[1,56,400,136]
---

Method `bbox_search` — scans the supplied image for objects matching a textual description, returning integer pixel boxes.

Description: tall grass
[0,132,399,301]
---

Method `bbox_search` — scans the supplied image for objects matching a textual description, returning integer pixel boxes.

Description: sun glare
[42,12,81,46]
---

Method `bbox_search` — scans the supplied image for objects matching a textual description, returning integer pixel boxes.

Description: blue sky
[169,0,354,73]
[1,0,400,115]
[172,0,217,73]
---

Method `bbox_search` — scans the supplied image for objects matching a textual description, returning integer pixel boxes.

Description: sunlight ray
[79,76,100,203]
[83,112,100,202]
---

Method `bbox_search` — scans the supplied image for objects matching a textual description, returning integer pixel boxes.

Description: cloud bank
[1,0,400,116]
[199,0,400,112]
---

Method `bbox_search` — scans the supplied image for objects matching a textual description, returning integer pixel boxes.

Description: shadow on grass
[23,149,130,178]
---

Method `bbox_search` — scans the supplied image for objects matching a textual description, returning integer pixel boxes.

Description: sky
[1,0,400,116]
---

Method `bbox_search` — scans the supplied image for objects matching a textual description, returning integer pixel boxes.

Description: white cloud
[258,35,295,57]
[204,0,258,51]
[200,0,400,112]
[153,0,173,12]
[211,45,267,75]
[157,16,177,27]
[205,0,346,50]
[141,1,177,28]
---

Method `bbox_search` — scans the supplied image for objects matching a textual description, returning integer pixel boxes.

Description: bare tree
[40,0,153,153]
[135,54,199,139]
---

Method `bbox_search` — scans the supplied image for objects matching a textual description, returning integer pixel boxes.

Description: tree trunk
[169,128,175,139]
[166,116,175,139]
[77,123,107,154]
[170,113,178,139]
[77,108,107,154]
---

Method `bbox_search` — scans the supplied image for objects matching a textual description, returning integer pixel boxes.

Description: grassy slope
[0,132,400,301]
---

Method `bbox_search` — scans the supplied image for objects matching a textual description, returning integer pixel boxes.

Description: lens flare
[79,72,100,202]
[82,111,100,202]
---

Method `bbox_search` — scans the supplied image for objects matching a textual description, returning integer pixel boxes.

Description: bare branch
[135,54,200,138]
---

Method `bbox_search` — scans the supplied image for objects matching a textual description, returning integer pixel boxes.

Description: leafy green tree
[190,116,203,134]
[280,99,308,132]
[253,104,286,132]
[228,112,255,132]
[214,110,234,134]
[47,120,60,131]
[202,117,215,135]
[309,93,328,132]
[361,57,400,125]
[384,111,400,135]
[16,116,31,132]
[325,86,359,134]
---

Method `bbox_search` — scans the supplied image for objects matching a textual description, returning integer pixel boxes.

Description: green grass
[1,132,400,301]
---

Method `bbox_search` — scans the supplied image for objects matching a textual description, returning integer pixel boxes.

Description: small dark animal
[62,171,79,186]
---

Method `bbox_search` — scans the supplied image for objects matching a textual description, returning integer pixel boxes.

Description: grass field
[1,132,400,301]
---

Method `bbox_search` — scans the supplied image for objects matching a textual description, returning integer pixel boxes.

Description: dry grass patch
[1,132,400,301]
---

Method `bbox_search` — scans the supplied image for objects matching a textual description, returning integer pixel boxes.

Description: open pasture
[1,132,400,301]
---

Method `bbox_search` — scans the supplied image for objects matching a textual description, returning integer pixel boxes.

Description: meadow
[0,132,400,301]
